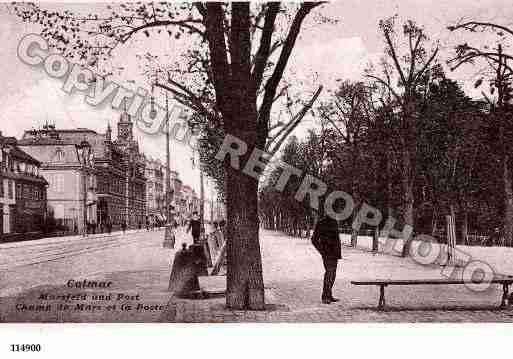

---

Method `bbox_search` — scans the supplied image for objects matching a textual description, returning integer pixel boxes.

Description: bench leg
[378,285,386,310]
[501,283,509,307]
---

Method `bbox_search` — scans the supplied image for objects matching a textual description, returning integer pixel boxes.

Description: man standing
[312,215,341,304]
[187,211,202,244]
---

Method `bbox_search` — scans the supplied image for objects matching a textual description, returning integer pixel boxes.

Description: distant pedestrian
[312,214,341,304]
[187,212,202,244]
[488,227,501,246]
[122,221,127,234]
[85,221,91,236]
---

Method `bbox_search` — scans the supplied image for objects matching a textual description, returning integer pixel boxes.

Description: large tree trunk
[431,205,438,236]
[402,149,415,226]
[401,145,415,257]
[224,145,265,310]
[350,189,360,248]
[460,202,468,245]
[503,154,513,247]
[350,204,358,247]
[222,73,265,309]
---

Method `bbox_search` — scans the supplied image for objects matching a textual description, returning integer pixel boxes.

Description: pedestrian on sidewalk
[187,212,202,244]
[312,214,341,304]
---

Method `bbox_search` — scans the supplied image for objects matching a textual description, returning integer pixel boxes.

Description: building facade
[113,111,146,228]
[145,157,165,225]
[19,111,146,232]
[18,126,96,233]
[1,132,47,236]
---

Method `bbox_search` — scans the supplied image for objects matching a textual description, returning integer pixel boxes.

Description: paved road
[0,227,197,322]
[0,229,181,296]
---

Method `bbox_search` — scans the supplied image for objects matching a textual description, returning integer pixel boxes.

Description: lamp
[75,140,92,237]
[75,140,92,167]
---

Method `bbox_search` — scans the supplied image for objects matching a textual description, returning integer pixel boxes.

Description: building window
[55,174,64,193]
[54,204,64,219]
[55,148,65,162]
[23,184,30,199]
[16,184,22,200]
[8,180,13,199]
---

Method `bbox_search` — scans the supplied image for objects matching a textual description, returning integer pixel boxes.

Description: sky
[1,0,512,195]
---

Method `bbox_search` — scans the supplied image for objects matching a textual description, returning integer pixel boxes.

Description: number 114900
[10,344,41,352]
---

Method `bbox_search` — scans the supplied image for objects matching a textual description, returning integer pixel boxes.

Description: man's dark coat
[312,217,341,259]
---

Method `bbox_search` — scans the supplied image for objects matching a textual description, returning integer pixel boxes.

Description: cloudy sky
[1,0,512,194]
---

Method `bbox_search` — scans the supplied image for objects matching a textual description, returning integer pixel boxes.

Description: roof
[20,128,108,161]
[18,143,79,166]
[1,135,41,165]
[17,138,70,146]
[0,136,17,146]
[58,128,99,134]
[9,146,41,165]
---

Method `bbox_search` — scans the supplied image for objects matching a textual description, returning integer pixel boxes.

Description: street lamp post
[75,140,92,237]
[190,125,205,234]
[164,90,175,246]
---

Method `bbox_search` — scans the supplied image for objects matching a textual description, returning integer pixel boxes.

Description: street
[2,229,513,322]
[0,228,190,322]
[0,229,184,296]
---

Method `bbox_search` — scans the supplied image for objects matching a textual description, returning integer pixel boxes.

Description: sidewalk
[159,230,513,322]
[344,233,513,277]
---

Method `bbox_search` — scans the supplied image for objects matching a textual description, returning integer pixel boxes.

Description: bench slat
[351,279,513,286]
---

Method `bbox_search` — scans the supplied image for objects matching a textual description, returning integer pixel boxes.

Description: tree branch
[382,26,407,87]
[449,21,513,38]
[257,2,325,147]
[266,86,323,155]
[203,3,231,113]
[252,2,280,92]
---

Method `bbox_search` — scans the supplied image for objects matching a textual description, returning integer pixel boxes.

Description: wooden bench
[351,278,513,310]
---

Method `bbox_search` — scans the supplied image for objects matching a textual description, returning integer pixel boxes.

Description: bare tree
[448,20,513,246]
[367,16,439,256]
[319,81,373,247]
[14,2,327,309]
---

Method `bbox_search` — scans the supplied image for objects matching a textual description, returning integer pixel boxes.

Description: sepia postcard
[2,1,513,340]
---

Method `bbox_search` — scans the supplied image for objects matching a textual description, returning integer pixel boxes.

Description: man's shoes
[329,297,340,303]
[321,298,331,304]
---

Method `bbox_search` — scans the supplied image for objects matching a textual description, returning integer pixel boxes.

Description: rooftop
[1,133,41,166]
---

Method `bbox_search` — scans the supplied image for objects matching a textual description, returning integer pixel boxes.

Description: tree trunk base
[227,282,265,310]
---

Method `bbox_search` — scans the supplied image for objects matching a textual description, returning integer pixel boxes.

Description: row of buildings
[0,132,48,235]
[0,110,200,237]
